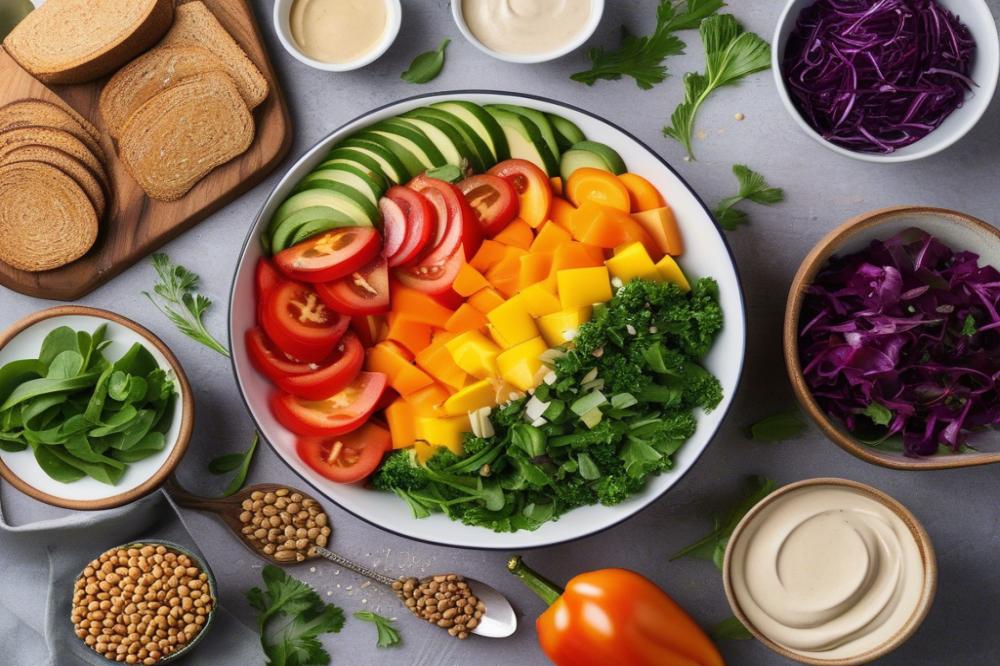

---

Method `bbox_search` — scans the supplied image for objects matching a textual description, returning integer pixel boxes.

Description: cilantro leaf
[714,164,783,230]
[353,611,401,648]
[247,565,345,666]
[746,410,806,442]
[663,14,771,159]
[571,0,725,89]
[144,254,230,357]
[862,402,893,427]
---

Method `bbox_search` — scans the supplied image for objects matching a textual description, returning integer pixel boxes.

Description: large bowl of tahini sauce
[723,478,936,665]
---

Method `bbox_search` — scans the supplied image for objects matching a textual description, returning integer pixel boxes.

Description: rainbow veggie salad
[799,228,1000,457]
[244,100,724,531]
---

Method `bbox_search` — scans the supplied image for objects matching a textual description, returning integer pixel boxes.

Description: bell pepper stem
[507,555,563,606]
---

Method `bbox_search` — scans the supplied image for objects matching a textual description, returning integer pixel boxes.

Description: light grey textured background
[3,1,1000,664]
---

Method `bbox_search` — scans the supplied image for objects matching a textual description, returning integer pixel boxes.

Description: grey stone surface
[3,1,1000,663]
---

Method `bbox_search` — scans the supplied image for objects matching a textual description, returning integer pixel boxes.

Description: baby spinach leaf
[0,373,100,411]
[39,326,80,368]
[64,435,126,469]
[47,350,85,379]
[401,39,450,84]
[30,442,86,483]
[0,359,45,404]
[111,432,165,463]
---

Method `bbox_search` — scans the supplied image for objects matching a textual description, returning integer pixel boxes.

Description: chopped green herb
[571,0,725,90]
[714,164,784,231]
[353,611,401,648]
[209,432,259,497]
[961,314,978,337]
[862,402,893,427]
[711,615,753,641]
[746,410,806,442]
[424,164,463,183]
[144,254,229,357]
[401,39,450,84]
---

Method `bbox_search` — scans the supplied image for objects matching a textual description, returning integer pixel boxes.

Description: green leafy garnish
[144,254,229,357]
[424,164,464,183]
[961,314,978,337]
[746,410,806,442]
[671,475,775,569]
[353,611,401,648]
[571,0,725,89]
[401,39,450,84]
[246,565,345,666]
[209,432,259,497]
[714,164,784,230]
[862,402,893,427]
[711,616,753,641]
[663,14,771,159]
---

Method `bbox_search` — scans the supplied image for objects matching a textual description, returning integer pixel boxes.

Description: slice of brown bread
[0,145,107,219]
[118,71,254,201]
[2,0,174,84]
[100,45,228,140]
[159,2,268,109]
[0,99,106,163]
[0,127,107,190]
[0,161,98,272]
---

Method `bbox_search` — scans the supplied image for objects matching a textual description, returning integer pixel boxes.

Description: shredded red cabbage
[783,0,976,154]
[799,229,1000,456]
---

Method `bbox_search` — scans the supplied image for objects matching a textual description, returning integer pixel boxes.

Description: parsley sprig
[714,164,784,231]
[353,611,401,648]
[572,0,725,89]
[144,254,229,357]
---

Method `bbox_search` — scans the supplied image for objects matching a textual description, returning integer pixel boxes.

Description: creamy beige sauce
[461,0,591,56]
[730,485,924,660]
[290,0,388,64]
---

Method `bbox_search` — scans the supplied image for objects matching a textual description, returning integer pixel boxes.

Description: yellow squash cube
[537,307,592,346]
[445,331,501,379]
[496,337,548,391]
[416,415,470,455]
[606,242,659,283]
[655,255,691,292]
[520,283,562,317]
[486,296,539,347]
[443,379,499,416]
[556,266,613,309]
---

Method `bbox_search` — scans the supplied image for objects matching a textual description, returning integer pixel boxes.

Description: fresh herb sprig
[144,254,229,357]
[714,164,784,230]
[208,432,259,497]
[571,0,725,89]
[401,39,450,84]
[246,565,345,666]
[663,15,771,159]
[746,410,805,442]
[353,611,401,648]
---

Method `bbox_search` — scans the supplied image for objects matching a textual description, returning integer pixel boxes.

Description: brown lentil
[237,488,331,562]
[72,544,214,664]
[391,574,484,640]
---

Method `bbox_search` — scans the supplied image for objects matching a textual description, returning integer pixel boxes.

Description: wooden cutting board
[0,0,292,301]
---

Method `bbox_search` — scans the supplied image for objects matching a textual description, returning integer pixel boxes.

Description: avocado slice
[290,179,377,220]
[546,112,586,152]
[560,140,628,181]
[405,107,492,173]
[366,119,446,172]
[430,100,509,162]
[396,112,481,173]
[486,106,560,176]
[299,163,385,206]
[320,148,393,187]
[488,104,561,168]
[271,187,374,232]
[267,206,357,253]
[335,139,408,184]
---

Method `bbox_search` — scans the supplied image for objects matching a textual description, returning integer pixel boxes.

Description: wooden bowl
[722,477,937,665]
[784,206,1000,470]
[0,306,194,509]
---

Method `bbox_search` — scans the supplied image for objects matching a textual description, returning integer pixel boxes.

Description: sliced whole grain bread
[159,2,269,109]
[100,45,228,140]
[0,99,106,163]
[0,145,107,219]
[0,161,98,272]
[119,71,254,201]
[2,0,174,84]
[0,126,107,190]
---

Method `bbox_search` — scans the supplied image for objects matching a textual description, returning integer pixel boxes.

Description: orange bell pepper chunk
[549,176,563,196]
[404,383,450,417]
[566,167,632,212]
[385,316,433,355]
[385,399,417,449]
[367,342,433,395]
[485,246,526,298]
[548,197,577,231]
[493,219,534,250]
[618,173,667,212]
[571,201,658,257]
[529,221,573,254]
[390,285,454,327]
[470,239,507,272]
[552,240,605,272]
[519,252,554,291]
[415,340,468,390]
[453,263,491,297]
[467,286,505,314]
[444,303,489,333]
[633,207,683,257]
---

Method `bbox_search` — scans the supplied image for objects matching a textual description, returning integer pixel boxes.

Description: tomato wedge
[261,279,350,362]
[488,159,553,228]
[296,421,391,484]
[271,371,387,436]
[381,187,434,267]
[256,257,282,300]
[458,174,518,236]
[274,227,381,283]
[394,245,465,296]
[316,255,390,316]
[408,176,482,261]
[274,332,364,400]
[350,315,384,347]
[245,328,315,383]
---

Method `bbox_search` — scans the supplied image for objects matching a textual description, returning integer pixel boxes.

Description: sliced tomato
[394,245,465,296]
[271,371,387,436]
[274,227,381,283]
[245,328,315,383]
[383,186,435,267]
[274,332,364,400]
[256,257,282,300]
[350,314,384,347]
[458,174,518,236]
[316,255,390,316]
[262,280,350,362]
[296,421,391,484]
[488,159,553,227]
[408,176,482,262]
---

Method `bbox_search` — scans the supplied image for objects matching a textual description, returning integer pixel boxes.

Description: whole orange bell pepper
[507,556,724,666]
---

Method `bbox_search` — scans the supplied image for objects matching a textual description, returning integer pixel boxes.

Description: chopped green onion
[577,453,601,480]
[580,407,603,429]
[611,393,638,409]
[571,390,607,416]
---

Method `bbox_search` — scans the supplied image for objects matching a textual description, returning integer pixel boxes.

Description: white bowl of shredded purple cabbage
[785,207,1000,468]
[773,0,999,162]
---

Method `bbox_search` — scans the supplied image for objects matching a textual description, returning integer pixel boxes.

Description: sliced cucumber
[291,179,377,220]
[486,106,560,176]
[488,104,560,169]
[405,107,492,173]
[395,112,481,172]
[268,206,356,253]
[546,112,586,152]
[430,100,509,162]
[320,147,392,185]
[299,163,385,207]
[335,139,407,184]
[272,187,373,231]
[366,120,445,172]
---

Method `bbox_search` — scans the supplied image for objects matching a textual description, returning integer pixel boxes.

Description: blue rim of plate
[227,90,748,551]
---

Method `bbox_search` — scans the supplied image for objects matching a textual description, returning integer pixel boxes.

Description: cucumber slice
[430,100,509,162]
[560,141,628,181]
[546,112,586,152]
[272,187,373,230]
[486,106,560,176]
[367,119,446,171]
[335,139,407,183]
[291,179,377,219]
[488,104,560,167]
[321,147,393,185]
[405,107,492,173]
[299,163,385,207]
[395,112,481,172]
[268,206,356,253]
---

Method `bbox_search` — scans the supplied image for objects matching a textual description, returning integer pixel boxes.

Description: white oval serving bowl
[451,0,604,64]
[0,307,193,510]
[272,0,402,72]
[772,0,1000,163]
[228,91,747,550]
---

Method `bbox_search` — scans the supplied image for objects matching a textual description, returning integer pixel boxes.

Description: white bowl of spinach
[0,306,193,509]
